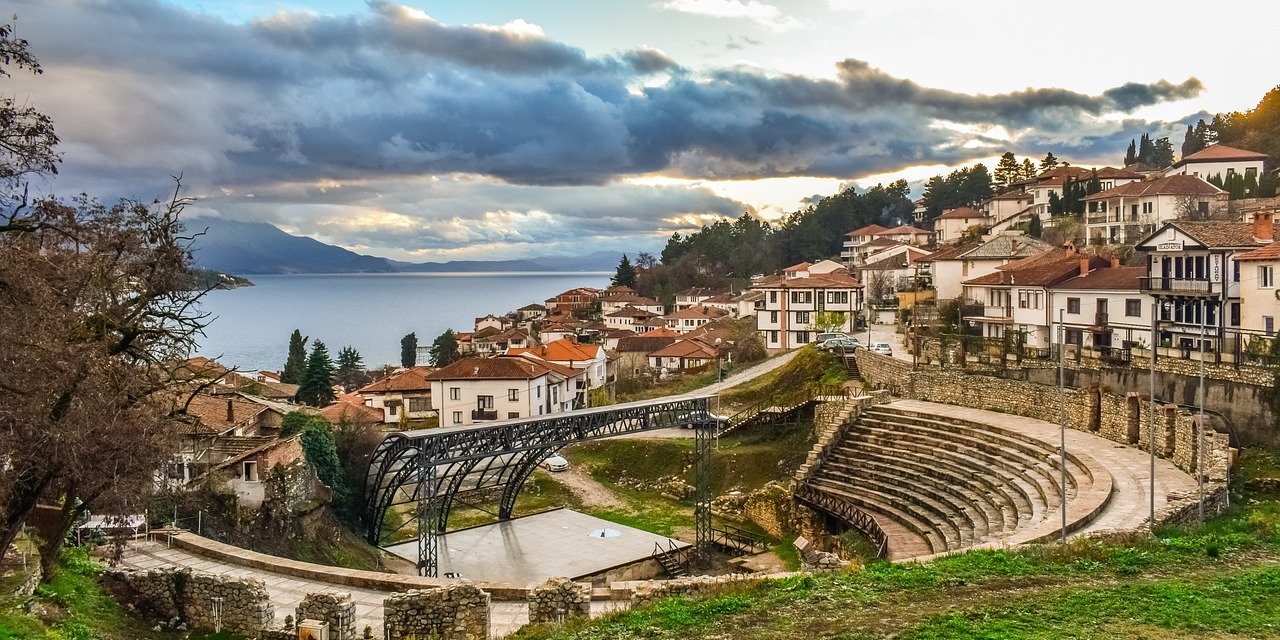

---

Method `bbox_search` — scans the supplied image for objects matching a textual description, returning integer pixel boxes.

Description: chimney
[1080,257,1091,277]
[1253,212,1275,243]
[226,398,235,423]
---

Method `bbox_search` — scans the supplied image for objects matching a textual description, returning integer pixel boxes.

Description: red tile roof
[425,356,579,381]
[664,305,731,320]
[605,306,660,319]
[647,338,719,359]
[1055,266,1144,290]
[938,207,985,220]
[1094,166,1144,179]
[1082,174,1225,201]
[358,366,435,394]
[1231,242,1280,261]
[875,224,931,235]
[753,270,863,289]
[639,326,679,337]
[616,335,679,353]
[964,248,1109,287]
[321,400,384,423]
[1174,143,1267,167]
[784,261,812,271]
[508,337,603,362]
[845,224,889,237]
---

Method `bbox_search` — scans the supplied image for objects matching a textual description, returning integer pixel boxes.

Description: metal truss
[365,395,716,576]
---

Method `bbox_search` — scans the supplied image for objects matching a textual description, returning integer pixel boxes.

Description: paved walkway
[889,399,1199,536]
[119,540,627,638]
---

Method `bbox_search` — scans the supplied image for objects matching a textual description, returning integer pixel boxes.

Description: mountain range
[186,218,623,275]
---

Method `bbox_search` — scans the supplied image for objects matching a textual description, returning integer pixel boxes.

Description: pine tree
[429,329,460,367]
[1040,152,1059,172]
[296,341,337,406]
[1027,213,1043,238]
[612,254,637,287]
[1019,158,1037,182]
[993,152,1019,190]
[1151,137,1175,169]
[282,329,308,384]
[396,332,417,368]
[335,346,365,391]
[1124,139,1137,166]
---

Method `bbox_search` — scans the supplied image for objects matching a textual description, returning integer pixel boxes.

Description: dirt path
[552,466,626,509]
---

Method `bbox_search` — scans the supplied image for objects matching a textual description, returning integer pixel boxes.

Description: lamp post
[1149,299,1157,535]
[1057,308,1067,543]
[1198,299,1206,522]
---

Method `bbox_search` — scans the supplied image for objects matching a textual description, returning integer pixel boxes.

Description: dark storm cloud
[6,1,1206,257]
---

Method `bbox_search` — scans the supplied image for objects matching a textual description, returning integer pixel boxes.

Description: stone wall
[297,591,357,640]
[102,568,273,636]
[626,574,763,606]
[854,350,1231,519]
[527,577,591,624]
[383,584,490,640]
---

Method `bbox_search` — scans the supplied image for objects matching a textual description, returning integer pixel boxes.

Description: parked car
[675,410,730,429]
[541,454,569,472]
[815,332,850,344]
[820,336,860,352]
[870,342,893,356]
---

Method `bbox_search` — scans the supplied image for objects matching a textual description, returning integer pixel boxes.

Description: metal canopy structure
[364,394,718,577]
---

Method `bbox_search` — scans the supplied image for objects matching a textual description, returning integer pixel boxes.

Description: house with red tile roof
[604,305,662,330]
[1050,265,1150,352]
[426,355,583,426]
[506,336,610,394]
[1083,174,1228,246]
[545,287,601,316]
[1165,143,1267,182]
[841,224,892,265]
[646,338,721,373]
[357,366,436,424]
[750,267,863,349]
[662,304,731,334]
[962,244,1112,349]
[675,286,721,310]
[874,224,933,247]
[936,207,989,244]
[600,289,664,315]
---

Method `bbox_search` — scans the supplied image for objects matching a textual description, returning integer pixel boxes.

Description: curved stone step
[807,480,944,555]
[814,467,980,547]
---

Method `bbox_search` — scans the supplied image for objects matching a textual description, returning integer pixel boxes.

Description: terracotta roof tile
[426,356,577,381]
[358,366,435,394]
[1234,242,1280,261]
[321,400,384,423]
[1165,221,1280,248]
[1174,143,1267,167]
[647,339,720,359]
[616,335,679,353]
[845,223,889,237]
[1082,174,1225,200]
[938,207,985,220]
[1055,266,1145,290]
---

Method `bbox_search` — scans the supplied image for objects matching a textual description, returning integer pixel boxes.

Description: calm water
[196,272,611,371]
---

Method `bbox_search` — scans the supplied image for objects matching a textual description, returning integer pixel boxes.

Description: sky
[7,0,1277,261]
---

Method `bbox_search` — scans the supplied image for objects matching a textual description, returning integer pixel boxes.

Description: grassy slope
[514,448,1280,640]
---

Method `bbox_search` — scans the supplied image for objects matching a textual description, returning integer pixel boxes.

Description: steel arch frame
[364,395,717,576]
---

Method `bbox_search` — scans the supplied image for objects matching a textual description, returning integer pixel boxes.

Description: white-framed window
[1267,316,1275,336]
[242,460,259,482]
[1067,298,1081,314]
[452,411,463,424]
[1260,265,1275,288]
[388,404,398,417]
[508,389,519,402]
[449,387,460,400]
[795,311,810,324]
[1125,299,1142,317]
[408,397,430,413]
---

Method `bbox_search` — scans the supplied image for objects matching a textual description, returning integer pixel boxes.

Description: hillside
[187,218,621,275]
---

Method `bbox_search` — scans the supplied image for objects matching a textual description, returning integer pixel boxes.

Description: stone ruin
[527,577,591,624]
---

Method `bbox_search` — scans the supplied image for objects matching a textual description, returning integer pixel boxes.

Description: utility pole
[1198,299,1206,522]
[1058,308,1067,543]
[1149,300,1157,535]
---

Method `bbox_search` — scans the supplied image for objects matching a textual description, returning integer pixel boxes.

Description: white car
[870,342,893,356]
[541,455,569,472]
[675,410,730,429]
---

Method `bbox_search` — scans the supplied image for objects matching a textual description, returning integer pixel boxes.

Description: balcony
[1091,311,1109,329]
[471,409,498,421]
[1140,277,1219,297]
[967,305,1013,323]
[1086,214,1110,225]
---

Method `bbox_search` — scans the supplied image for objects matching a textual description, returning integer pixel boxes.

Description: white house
[604,305,661,330]
[663,305,730,334]
[1133,215,1280,353]
[357,366,436,424]
[752,264,863,349]
[732,290,764,318]
[1234,232,1280,337]
[925,233,1054,300]
[646,338,720,373]
[474,314,512,333]
[600,289,665,315]
[875,224,932,247]
[1083,174,1228,246]
[935,207,989,244]
[859,245,932,294]
[962,245,1111,349]
[675,287,719,310]
[1050,266,1152,352]
[426,356,581,426]
[506,337,610,403]
[841,223,890,266]
[517,303,548,321]
[1164,143,1267,182]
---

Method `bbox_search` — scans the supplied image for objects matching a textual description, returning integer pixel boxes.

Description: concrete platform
[385,509,688,584]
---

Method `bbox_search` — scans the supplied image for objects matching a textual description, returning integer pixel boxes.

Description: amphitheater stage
[385,508,688,584]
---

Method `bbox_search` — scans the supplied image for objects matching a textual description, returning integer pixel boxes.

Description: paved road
[119,540,628,638]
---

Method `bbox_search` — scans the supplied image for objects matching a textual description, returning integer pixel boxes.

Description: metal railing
[1140,277,1218,296]
[710,523,770,555]
[794,483,889,559]
[470,409,498,421]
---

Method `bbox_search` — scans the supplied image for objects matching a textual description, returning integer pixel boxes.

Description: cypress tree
[1027,213,1043,238]
[612,254,637,288]
[1138,133,1155,166]
[1124,139,1137,166]
[400,332,418,368]
[296,340,337,406]
[282,329,308,384]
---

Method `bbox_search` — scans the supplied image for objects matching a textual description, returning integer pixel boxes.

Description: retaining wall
[102,568,274,636]
[383,584,490,640]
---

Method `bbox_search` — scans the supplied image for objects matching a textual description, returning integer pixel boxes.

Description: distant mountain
[188,218,622,275]
[189,218,398,274]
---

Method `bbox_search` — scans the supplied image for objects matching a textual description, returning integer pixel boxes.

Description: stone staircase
[804,403,1113,560]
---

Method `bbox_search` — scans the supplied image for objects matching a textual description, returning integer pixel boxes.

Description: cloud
[7,0,1207,258]
[652,0,803,31]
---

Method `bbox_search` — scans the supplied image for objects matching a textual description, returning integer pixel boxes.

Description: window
[477,395,494,409]
[795,331,810,343]
[536,386,541,398]
[1267,316,1276,336]
[769,330,779,343]
[508,389,519,402]
[789,291,812,304]
[962,261,970,276]
[1065,328,1083,345]
[452,411,463,424]
[795,311,810,324]
[1199,202,1209,217]
[770,311,779,324]
[388,404,398,417]
[1142,201,1153,214]
[1246,167,1259,180]
[1125,299,1141,317]
[1234,260,1241,283]
[1261,266,1275,288]
[1067,297,1081,314]
[827,291,849,305]
[242,461,259,482]
[1018,290,1028,309]
[449,387,460,401]
[408,397,430,413]
[508,412,520,419]
[769,291,777,304]
[1231,303,1241,326]
[1227,168,1236,176]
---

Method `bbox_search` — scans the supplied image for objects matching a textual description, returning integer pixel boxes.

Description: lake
[195,272,612,371]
